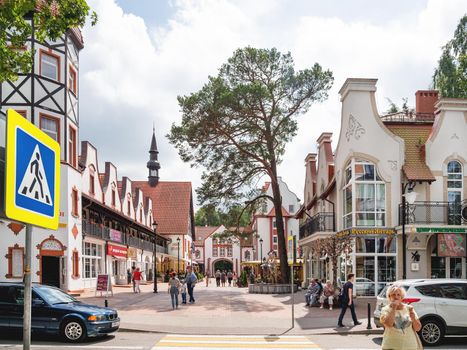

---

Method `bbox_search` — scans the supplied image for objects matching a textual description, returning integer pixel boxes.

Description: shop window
[68,126,77,167]
[356,237,376,253]
[40,50,60,81]
[72,250,80,278]
[40,114,60,144]
[68,64,77,94]
[244,250,251,260]
[431,257,446,278]
[71,188,79,216]
[82,242,102,279]
[7,246,24,278]
[376,236,396,253]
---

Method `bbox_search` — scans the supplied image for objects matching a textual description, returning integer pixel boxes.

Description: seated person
[319,280,335,310]
[305,279,321,306]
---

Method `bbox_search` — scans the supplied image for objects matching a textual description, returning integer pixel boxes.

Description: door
[42,256,60,287]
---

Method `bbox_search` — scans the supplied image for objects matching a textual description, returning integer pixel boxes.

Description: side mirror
[32,299,45,307]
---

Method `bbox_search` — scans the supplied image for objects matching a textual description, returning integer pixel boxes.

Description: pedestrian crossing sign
[4,109,60,229]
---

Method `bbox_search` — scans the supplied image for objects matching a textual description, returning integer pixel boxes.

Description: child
[180,279,187,304]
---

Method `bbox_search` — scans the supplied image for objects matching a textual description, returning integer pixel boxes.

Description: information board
[95,274,113,297]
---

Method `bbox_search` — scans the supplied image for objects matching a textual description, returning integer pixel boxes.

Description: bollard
[105,299,108,308]
[367,303,372,330]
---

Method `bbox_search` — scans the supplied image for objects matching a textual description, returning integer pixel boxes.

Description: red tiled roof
[267,206,292,217]
[132,181,193,235]
[194,226,221,246]
[386,124,435,182]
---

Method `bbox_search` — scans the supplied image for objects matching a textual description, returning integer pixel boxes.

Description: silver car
[374,279,467,346]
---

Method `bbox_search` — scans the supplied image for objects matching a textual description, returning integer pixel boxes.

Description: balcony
[399,201,465,226]
[299,212,335,240]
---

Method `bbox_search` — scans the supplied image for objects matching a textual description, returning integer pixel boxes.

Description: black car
[0,282,120,342]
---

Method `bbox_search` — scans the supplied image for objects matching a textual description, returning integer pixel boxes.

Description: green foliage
[0,0,97,82]
[195,203,252,228]
[433,14,467,98]
[385,97,410,114]
[194,204,220,226]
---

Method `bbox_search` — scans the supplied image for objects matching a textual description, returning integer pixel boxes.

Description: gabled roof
[267,206,292,217]
[132,181,193,235]
[194,226,222,246]
[385,124,435,182]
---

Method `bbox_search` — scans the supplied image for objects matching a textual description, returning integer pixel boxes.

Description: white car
[374,279,467,346]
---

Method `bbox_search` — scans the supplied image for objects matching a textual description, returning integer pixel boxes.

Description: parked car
[0,282,119,342]
[355,277,374,296]
[374,279,467,346]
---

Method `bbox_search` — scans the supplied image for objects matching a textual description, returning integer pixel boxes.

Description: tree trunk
[270,176,290,284]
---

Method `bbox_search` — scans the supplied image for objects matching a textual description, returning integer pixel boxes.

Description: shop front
[107,243,128,285]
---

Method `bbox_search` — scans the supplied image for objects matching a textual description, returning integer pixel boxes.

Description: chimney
[415,90,438,115]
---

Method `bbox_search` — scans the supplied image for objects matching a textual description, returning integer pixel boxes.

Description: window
[72,250,80,278]
[273,218,276,229]
[415,284,442,298]
[68,65,77,94]
[227,247,233,257]
[111,189,116,207]
[212,246,218,257]
[342,159,385,228]
[82,242,102,279]
[140,208,143,222]
[438,283,467,300]
[127,200,131,216]
[447,161,463,224]
[68,126,77,167]
[289,205,295,213]
[220,247,225,256]
[40,114,59,143]
[7,246,24,278]
[195,250,201,259]
[273,235,278,244]
[71,188,79,216]
[15,110,27,118]
[244,250,251,261]
[40,50,60,81]
[89,174,95,195]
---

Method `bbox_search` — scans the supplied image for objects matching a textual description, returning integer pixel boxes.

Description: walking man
[215,269,221,287]
[185,266,198,303]
[337,274,362,327]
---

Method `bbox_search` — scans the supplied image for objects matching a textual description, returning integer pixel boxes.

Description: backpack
[338,282,349,305]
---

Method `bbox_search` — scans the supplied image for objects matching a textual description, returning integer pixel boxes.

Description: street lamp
[259,238,263,262]
[177,237,181,275]
[402,191,417,280]
[152,221,158,293]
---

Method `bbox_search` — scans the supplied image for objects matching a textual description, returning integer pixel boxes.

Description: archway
[213,259,233,272]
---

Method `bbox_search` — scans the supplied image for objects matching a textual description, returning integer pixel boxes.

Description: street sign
[4,109,60,229]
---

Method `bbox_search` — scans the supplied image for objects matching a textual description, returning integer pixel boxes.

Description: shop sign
[127,247,137,259]
[107,244,127,258]
[416,227,467,233]
[438,233,466,257]
[109,229,123,243]
[336,227,395,238]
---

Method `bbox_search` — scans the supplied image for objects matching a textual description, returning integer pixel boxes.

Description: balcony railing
[399,201,464,225]
[299,212,335,240]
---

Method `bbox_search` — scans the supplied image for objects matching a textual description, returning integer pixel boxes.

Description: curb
[117,327,384,336]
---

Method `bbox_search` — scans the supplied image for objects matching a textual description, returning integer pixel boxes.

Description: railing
[156,245,168,254]
[128,236,153,251]
[399,201,464,225]
[380,111,435,124]
[299,212,335,240]
[82,220,108,240]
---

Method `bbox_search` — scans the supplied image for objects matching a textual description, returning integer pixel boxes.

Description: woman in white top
[167,272,181,309]
[380,284,422,350]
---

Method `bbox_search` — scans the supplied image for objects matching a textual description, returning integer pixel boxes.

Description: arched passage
[213,259,233,272]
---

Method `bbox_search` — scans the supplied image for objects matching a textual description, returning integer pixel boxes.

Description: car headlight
[88,315,106,321]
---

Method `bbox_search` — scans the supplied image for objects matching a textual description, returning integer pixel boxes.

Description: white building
[298,78,467,296]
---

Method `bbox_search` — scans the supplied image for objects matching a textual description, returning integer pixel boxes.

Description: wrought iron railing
[299,212,335,240]
[399,201,464,225]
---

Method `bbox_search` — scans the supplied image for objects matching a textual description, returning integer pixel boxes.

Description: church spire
[147,126,160,187]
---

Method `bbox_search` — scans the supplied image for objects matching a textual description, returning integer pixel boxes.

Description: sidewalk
[77,279,383,336]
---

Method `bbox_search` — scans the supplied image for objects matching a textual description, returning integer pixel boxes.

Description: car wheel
[420,318,445,346]
[61,319,86,342]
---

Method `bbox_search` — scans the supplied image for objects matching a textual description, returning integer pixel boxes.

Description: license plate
[111,321,119,328]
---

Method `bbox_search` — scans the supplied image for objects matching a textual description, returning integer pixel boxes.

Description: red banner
[107,244,127,258]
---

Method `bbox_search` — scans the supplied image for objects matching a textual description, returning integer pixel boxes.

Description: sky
[79,0,466,209]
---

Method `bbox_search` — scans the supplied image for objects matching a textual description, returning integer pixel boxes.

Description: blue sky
[79,0,466,207]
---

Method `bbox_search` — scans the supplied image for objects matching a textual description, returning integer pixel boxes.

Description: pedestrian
[319,280,335,310]
[205,270,210,287]
[337,274,362,327]
[185,266,198,303]
[133,267,142,293]
[131,266,136,292]
[180,279,187,304]
[380,284,422,350]
[215,270,221,287]
[305,279,320,306]
[127,268,132,285]
[227,270,233,286]
[167,272,181,310]
[221,270,226,287]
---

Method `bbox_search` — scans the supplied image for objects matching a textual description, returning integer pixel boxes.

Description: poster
[96,274,109,291]
[438,233,466,257]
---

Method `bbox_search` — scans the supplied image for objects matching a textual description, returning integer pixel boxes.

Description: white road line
[0,346,144,349]
[163,335,309,339]
[160,340,314,344]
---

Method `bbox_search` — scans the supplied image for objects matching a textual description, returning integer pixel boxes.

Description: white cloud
[79,0,466,207]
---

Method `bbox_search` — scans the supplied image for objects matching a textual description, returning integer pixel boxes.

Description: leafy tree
[433,14,467,98]
[0,0,97,82]
[169,47,333,283]
[194,204,220,226]
[386,98,399,114]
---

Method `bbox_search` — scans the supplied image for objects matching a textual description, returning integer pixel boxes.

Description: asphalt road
[0,331,466,350]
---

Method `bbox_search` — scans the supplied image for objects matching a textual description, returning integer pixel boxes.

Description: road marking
[0,345,143,349]
[152,335,321,349]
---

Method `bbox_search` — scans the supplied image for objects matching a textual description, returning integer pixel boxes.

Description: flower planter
[248,283,298,294]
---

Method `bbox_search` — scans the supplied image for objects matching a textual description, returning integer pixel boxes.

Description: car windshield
[36,286,78,304]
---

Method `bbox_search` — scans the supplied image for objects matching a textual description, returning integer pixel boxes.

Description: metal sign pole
[23,224,33,350]
[290,235,295,330]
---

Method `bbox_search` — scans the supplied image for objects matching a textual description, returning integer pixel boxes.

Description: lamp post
[259,238,263,262]
[402,191,417,280]
[177,237,181,275]
[152,221,158,293]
